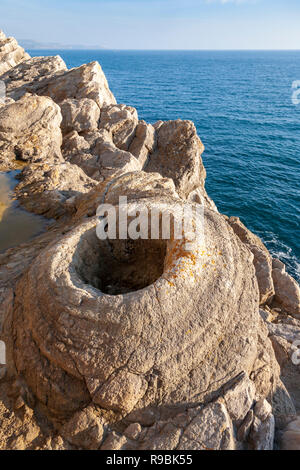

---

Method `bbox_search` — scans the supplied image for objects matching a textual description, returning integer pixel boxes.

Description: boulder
[129,120,156,168]
[60,98,100,134]
[228,217,275,305]
[60,406,105,450]
[145,120,206,199]
[11,172,261,417]
[16,61,116,108]
[99,104,139,150]
[250,415,275,450]
[223,372,256,424]
[281,417,300,450]
[64,130,141,181]
[254,399,272,422]
[0,32,30,76]
[1,55,67,100]
[0,94,63,171]
[272,261,300,317]
[177,402,235,450]
[16,162,97,219]
[93,371,148,415]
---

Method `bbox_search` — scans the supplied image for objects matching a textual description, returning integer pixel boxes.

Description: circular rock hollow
[73,228,167,295]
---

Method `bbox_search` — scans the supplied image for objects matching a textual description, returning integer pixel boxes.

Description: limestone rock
[177,402,235,450]
[60,98,100,134]
[0,32,30,76]
[0,94,63,171]
[129,120,156,167]
[281,417,300,450]
[250,415,275,450]
[272,380,297,417]
[12,172,261,417]
[93,371,148,415]
[268,322,300,345]
[16,61,116,108]
[223,372,256,424]
[145,120,206,199]
[16,162,97,219]
[250,324,281,401]
[99,104,138,150]
[75,171,180,220]
[139,422,182,451]
[254,399,272,422]
[100,432,129,451]
[228,217,275,305]
[272,262,300,317]
[60,406,105,450]
[237,410,254,442]
[1,55,67,100]
[65,130,141,181]
[124,423,142,440]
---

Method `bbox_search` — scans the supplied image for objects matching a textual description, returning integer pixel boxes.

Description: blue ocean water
[30,50,300,281]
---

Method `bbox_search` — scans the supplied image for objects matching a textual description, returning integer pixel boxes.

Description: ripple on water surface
[0,171,47,252]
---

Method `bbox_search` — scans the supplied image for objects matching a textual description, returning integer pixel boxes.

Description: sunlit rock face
[1,31,299,450]
[12,172,260,419]
[0,31,30,76]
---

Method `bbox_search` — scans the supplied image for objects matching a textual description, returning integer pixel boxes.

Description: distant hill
[18,39,105,50]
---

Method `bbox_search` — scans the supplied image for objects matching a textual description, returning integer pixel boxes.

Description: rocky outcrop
[60,98,100,135]
[15,162,97,219]
[272,258,300,317]
[228,217,275,305]
[2,60,116,109]
[145,120,206,199]
[11,172,261,420]
[99,104,139,150]
[0,31,299,451]
[63,129,141,182]
[0,55,67,100]
[281,417,300,450]
[0,31,30,76]
[0,94,63,171]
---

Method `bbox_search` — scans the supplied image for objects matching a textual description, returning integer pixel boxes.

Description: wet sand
[0,171,46,252]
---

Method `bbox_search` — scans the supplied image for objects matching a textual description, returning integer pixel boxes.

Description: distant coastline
[18,39,105,50]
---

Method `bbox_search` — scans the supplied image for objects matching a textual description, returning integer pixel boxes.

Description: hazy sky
[1,0,300,49]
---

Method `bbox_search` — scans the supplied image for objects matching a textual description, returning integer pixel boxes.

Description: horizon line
[27,48,300,52]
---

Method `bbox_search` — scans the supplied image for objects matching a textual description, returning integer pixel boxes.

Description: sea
[28,50,300,282]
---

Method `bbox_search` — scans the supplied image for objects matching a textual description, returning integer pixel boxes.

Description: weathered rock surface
[281,417,300,450]
[272,259,300,317]
[129,120,156,167]
[177,402,235,450]
[0,31,30,76]
[11,172,261,420]
[60,98,100,134]
[60,406,105,450]
[0,55,67,100]
[0,94,63,171]
[223,372,256,424]
[63,129,141,181]
[15,162,97,218]
[99,104,139,150]
[1,31,299,451]
[250,414,275,450]
[145,120,206,199]
[228,217,275,305]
